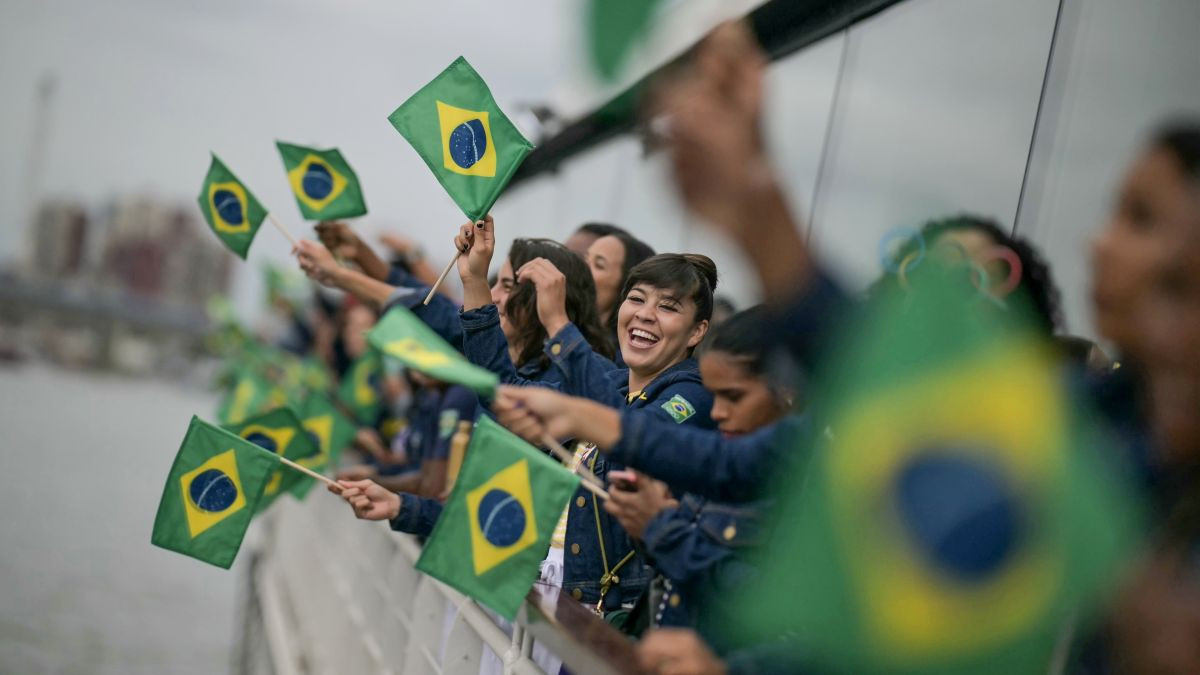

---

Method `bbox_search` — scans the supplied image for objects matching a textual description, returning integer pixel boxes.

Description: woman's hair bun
[682,253,718,293]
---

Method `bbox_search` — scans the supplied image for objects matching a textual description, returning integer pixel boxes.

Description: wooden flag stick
[424,251,460,305]
[268,213,299,249]
[541,434,608,497]
[278,455,340,490]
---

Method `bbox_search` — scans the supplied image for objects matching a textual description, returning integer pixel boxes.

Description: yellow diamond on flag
[437,101,497,177]
[466,459,538,575]
[287,153,349,212]
[180,449,247,538]
[384,338,453,370]
[237,424,296,496]
[207,181,252,234]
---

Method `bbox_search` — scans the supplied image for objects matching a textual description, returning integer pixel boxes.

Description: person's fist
[333,479,401,521]
[314,221,359,259]
[516,257,569,336]
[453,215,496,282]
[295,239,341,287]
[491,385,577,443]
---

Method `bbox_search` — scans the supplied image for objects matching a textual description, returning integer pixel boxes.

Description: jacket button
[550,343,562,355]
[669,594,681,608]
[723,525,737,541]
[570,543,581,555]
[576,496,586,508]
[571,588,582,600]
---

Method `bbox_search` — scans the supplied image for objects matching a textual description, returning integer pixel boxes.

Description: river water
[0,363,239,674]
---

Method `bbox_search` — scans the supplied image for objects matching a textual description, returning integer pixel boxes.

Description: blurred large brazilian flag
[416,417,580,619]
[224,408,320,512]
[197,154,266,260]
[387,56,533,221]
[275,141,367,221]
[152,416,279,569]
[738,271,1140,674]
[368,306,499,395]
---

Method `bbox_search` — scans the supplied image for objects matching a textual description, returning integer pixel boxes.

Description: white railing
[244,493,634,675]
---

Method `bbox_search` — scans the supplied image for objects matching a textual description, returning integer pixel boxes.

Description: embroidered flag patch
[662,394,696,424]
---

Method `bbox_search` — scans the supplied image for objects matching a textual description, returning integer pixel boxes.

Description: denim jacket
[642,493,771,628]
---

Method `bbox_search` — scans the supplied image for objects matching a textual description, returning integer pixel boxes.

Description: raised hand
[516,257,569,336]
[453,215,496,283]
[314,221,360,259]
[295,239,342,287]
[331,479,401,521]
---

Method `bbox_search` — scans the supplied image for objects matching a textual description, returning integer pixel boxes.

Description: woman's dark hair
[621,253,719,324]
[697,305,772,376]
[601,232,656,333]
[1152,120,1200,181]
[868,214,1062,335]
[577,222,629,238]
[505,238,613,368]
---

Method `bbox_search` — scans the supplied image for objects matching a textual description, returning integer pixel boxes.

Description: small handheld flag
[151,416,280,569]
[197,154,267,260]
[275,141,367,221]
[224,408,320,511]
[387,57,534,222]
[292,392,357,498]
[367,306,499,396]
[415,416,581,619]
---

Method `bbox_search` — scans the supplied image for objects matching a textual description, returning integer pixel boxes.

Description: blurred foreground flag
[151,416,279,569]
[292,392,357,498]
[368,306,499,395]
[224,408,320,512]
[197,154,266,259]
[740,274,1140,674]
[388,57,533,221]
[416,417,580,619]
[275,141,367,221]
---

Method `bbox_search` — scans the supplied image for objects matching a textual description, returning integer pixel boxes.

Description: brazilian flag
[338,349,382,423]
[387,57,534,221]
[216,371,272,425]
[151,416,279,569]
[197,154,266,260]
[368,306,499,395]
[736,275,1140,674]
[224,408,320,511]
[416,416,580,619]
[275,141,367,221]
[292,392,357,498]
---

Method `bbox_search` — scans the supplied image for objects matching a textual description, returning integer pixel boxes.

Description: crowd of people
[258,21,1198,675]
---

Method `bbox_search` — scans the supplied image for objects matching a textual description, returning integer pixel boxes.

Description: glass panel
[808,0,1060,289]
[1015,0,1200,338]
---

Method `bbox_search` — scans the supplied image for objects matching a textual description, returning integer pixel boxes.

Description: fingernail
[476,220,485,228]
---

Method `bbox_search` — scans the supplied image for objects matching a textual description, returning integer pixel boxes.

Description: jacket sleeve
[460,304,560,390]
[763,268,850,374]
[641,507,732,583]
[608,415,808,503]
[544,321,623,406]
[389,492,443,537]
[382,266,464,350]
[642,380,714,428]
